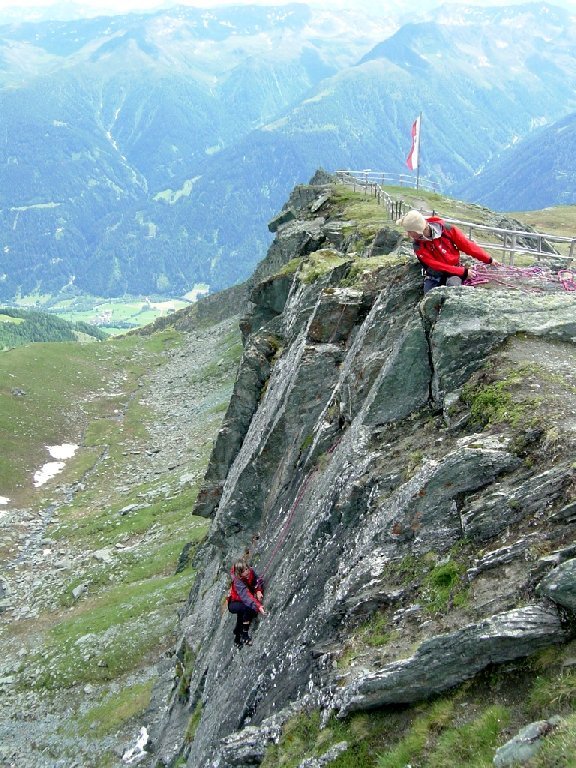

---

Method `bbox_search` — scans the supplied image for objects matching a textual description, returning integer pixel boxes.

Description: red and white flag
[406,115,421,170]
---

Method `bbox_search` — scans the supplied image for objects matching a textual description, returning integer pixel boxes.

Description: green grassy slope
[0,304,242,766]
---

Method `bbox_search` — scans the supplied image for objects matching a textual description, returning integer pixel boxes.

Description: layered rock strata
[149,176,576,767]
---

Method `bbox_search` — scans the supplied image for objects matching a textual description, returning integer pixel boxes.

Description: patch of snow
[122,727,149,764]
[33,461,66,487]
[47,444,78,461]
[33,444,78,487]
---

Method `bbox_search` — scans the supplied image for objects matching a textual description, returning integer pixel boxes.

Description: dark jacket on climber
[227,560,265,647]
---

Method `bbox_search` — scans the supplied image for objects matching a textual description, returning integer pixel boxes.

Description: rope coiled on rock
[464,264,576,292]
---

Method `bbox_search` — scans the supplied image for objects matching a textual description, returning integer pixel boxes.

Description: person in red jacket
[397,209,498,294]
[227,559,266,647]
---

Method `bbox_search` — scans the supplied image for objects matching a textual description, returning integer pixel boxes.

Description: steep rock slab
[162,435,382,768]
[336,604,571,715]
[251,217,327,287]
[195,333,279,518]
[323,433,519,617]
[210,331,346,551]
[242,272,294,336]
[150,206,576,766]
[306,287,366,345]
[360,316,430,427]
[333,266,427,425]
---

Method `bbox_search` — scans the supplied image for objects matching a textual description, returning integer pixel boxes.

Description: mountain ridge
[147,174,576,767]
[2,3,576,303]
[455,110,576,211]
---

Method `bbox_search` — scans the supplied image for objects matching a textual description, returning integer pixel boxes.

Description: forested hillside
[0,307,107,349]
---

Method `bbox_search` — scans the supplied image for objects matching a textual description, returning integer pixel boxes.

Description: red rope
[259,467,318,578]
[558,270,576,291]
[464,264,575,292]
[258,436,343,578]
[256,308,348,578]
[328,304,347,343]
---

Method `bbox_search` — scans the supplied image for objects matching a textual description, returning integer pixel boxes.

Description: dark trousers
[423,270,463,294]
[228,601,257,636]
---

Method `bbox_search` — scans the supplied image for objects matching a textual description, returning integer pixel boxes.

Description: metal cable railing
[335,169,441,194]
[335,170,575,266]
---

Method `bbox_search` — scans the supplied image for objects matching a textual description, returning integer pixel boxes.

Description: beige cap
[396,209,427,234]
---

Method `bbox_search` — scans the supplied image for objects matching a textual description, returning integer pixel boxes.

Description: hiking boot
[233,635,243,648]
[241,633,252,646]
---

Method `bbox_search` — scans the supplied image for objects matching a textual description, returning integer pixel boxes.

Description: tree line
[0,307,107,350]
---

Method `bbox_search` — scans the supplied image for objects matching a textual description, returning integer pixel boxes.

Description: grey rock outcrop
[297,743,349,768]
[493,717,562,766]
[335,604,570,715]
[148,180,576,767]
[538,557,576,610]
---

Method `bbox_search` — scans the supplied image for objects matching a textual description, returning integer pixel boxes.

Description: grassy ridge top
[331,182,576,229]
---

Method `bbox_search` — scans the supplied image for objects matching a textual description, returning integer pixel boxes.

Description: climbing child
[227,559,266,647]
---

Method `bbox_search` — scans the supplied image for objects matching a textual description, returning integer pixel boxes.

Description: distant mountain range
[1,2,576,302]
[454,110,576,211]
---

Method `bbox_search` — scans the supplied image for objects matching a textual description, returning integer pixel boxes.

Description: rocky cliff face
[148,176,576,767]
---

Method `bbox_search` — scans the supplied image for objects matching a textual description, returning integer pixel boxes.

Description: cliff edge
[149,174,576,768]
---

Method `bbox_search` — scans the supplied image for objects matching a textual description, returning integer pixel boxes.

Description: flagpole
[416,111,422,190]
[405,113,422,189]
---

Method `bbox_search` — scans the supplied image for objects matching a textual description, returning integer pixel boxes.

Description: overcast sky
[0,0,575,20]
[2,0,575,11]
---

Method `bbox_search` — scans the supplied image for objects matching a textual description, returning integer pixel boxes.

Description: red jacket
[413,216,493,278]
[228,567,264,612]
